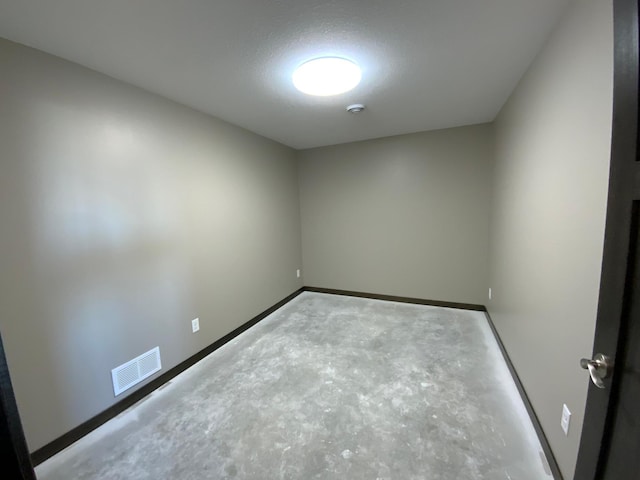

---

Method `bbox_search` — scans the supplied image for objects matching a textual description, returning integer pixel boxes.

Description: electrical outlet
[296,269,301,278]
[561,404,571,435]
[488,288,492,300]
[191,318,200,333]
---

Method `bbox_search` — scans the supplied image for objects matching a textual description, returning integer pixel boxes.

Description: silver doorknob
[580,353,613,389]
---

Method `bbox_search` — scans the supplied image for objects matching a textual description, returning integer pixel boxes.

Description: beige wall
[488,0,613,477]
[298,125,494,305]
[0,38,302,451]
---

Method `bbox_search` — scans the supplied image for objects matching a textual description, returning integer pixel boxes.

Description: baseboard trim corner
[30,287,305,466]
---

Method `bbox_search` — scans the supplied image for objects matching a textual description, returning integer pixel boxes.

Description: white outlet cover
[296,269,301,278]
[191,318,200,333]
[488,288,492,300]
[561,404,571,435]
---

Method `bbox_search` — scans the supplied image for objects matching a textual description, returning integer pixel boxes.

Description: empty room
[1,0,637,479]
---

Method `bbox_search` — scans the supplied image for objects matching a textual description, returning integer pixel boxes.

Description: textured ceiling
[0,0,569,149]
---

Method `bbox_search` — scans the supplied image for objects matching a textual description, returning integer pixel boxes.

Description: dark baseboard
[303,286,486,311]
[308,287,562,478]
[31,287,305,466]
[483,311,564,480]
[32,286,560,480]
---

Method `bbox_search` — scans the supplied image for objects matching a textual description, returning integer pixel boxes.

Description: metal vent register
[111,347,162,396]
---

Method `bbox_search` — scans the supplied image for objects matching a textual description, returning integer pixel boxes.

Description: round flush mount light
[293,57,361,96]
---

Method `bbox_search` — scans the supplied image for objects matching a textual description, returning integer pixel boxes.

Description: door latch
[580,353,613,389]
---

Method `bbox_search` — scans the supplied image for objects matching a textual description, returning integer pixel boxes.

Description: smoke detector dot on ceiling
[346,104,365,113]
[293,57,361,96]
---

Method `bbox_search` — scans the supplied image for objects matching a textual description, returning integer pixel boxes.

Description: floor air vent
[111,347,162,396]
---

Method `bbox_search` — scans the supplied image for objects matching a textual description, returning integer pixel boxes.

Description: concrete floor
[36,292,553,479]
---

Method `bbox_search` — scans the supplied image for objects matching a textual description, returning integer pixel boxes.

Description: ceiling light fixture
[293,57,361,96]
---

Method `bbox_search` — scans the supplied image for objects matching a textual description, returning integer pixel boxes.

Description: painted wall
[298,125,494,305]
[487,0,613,477]
[0,38,303,451]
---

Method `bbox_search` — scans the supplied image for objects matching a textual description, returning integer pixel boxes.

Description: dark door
[0,333,36,480]
[573,0,640,478]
